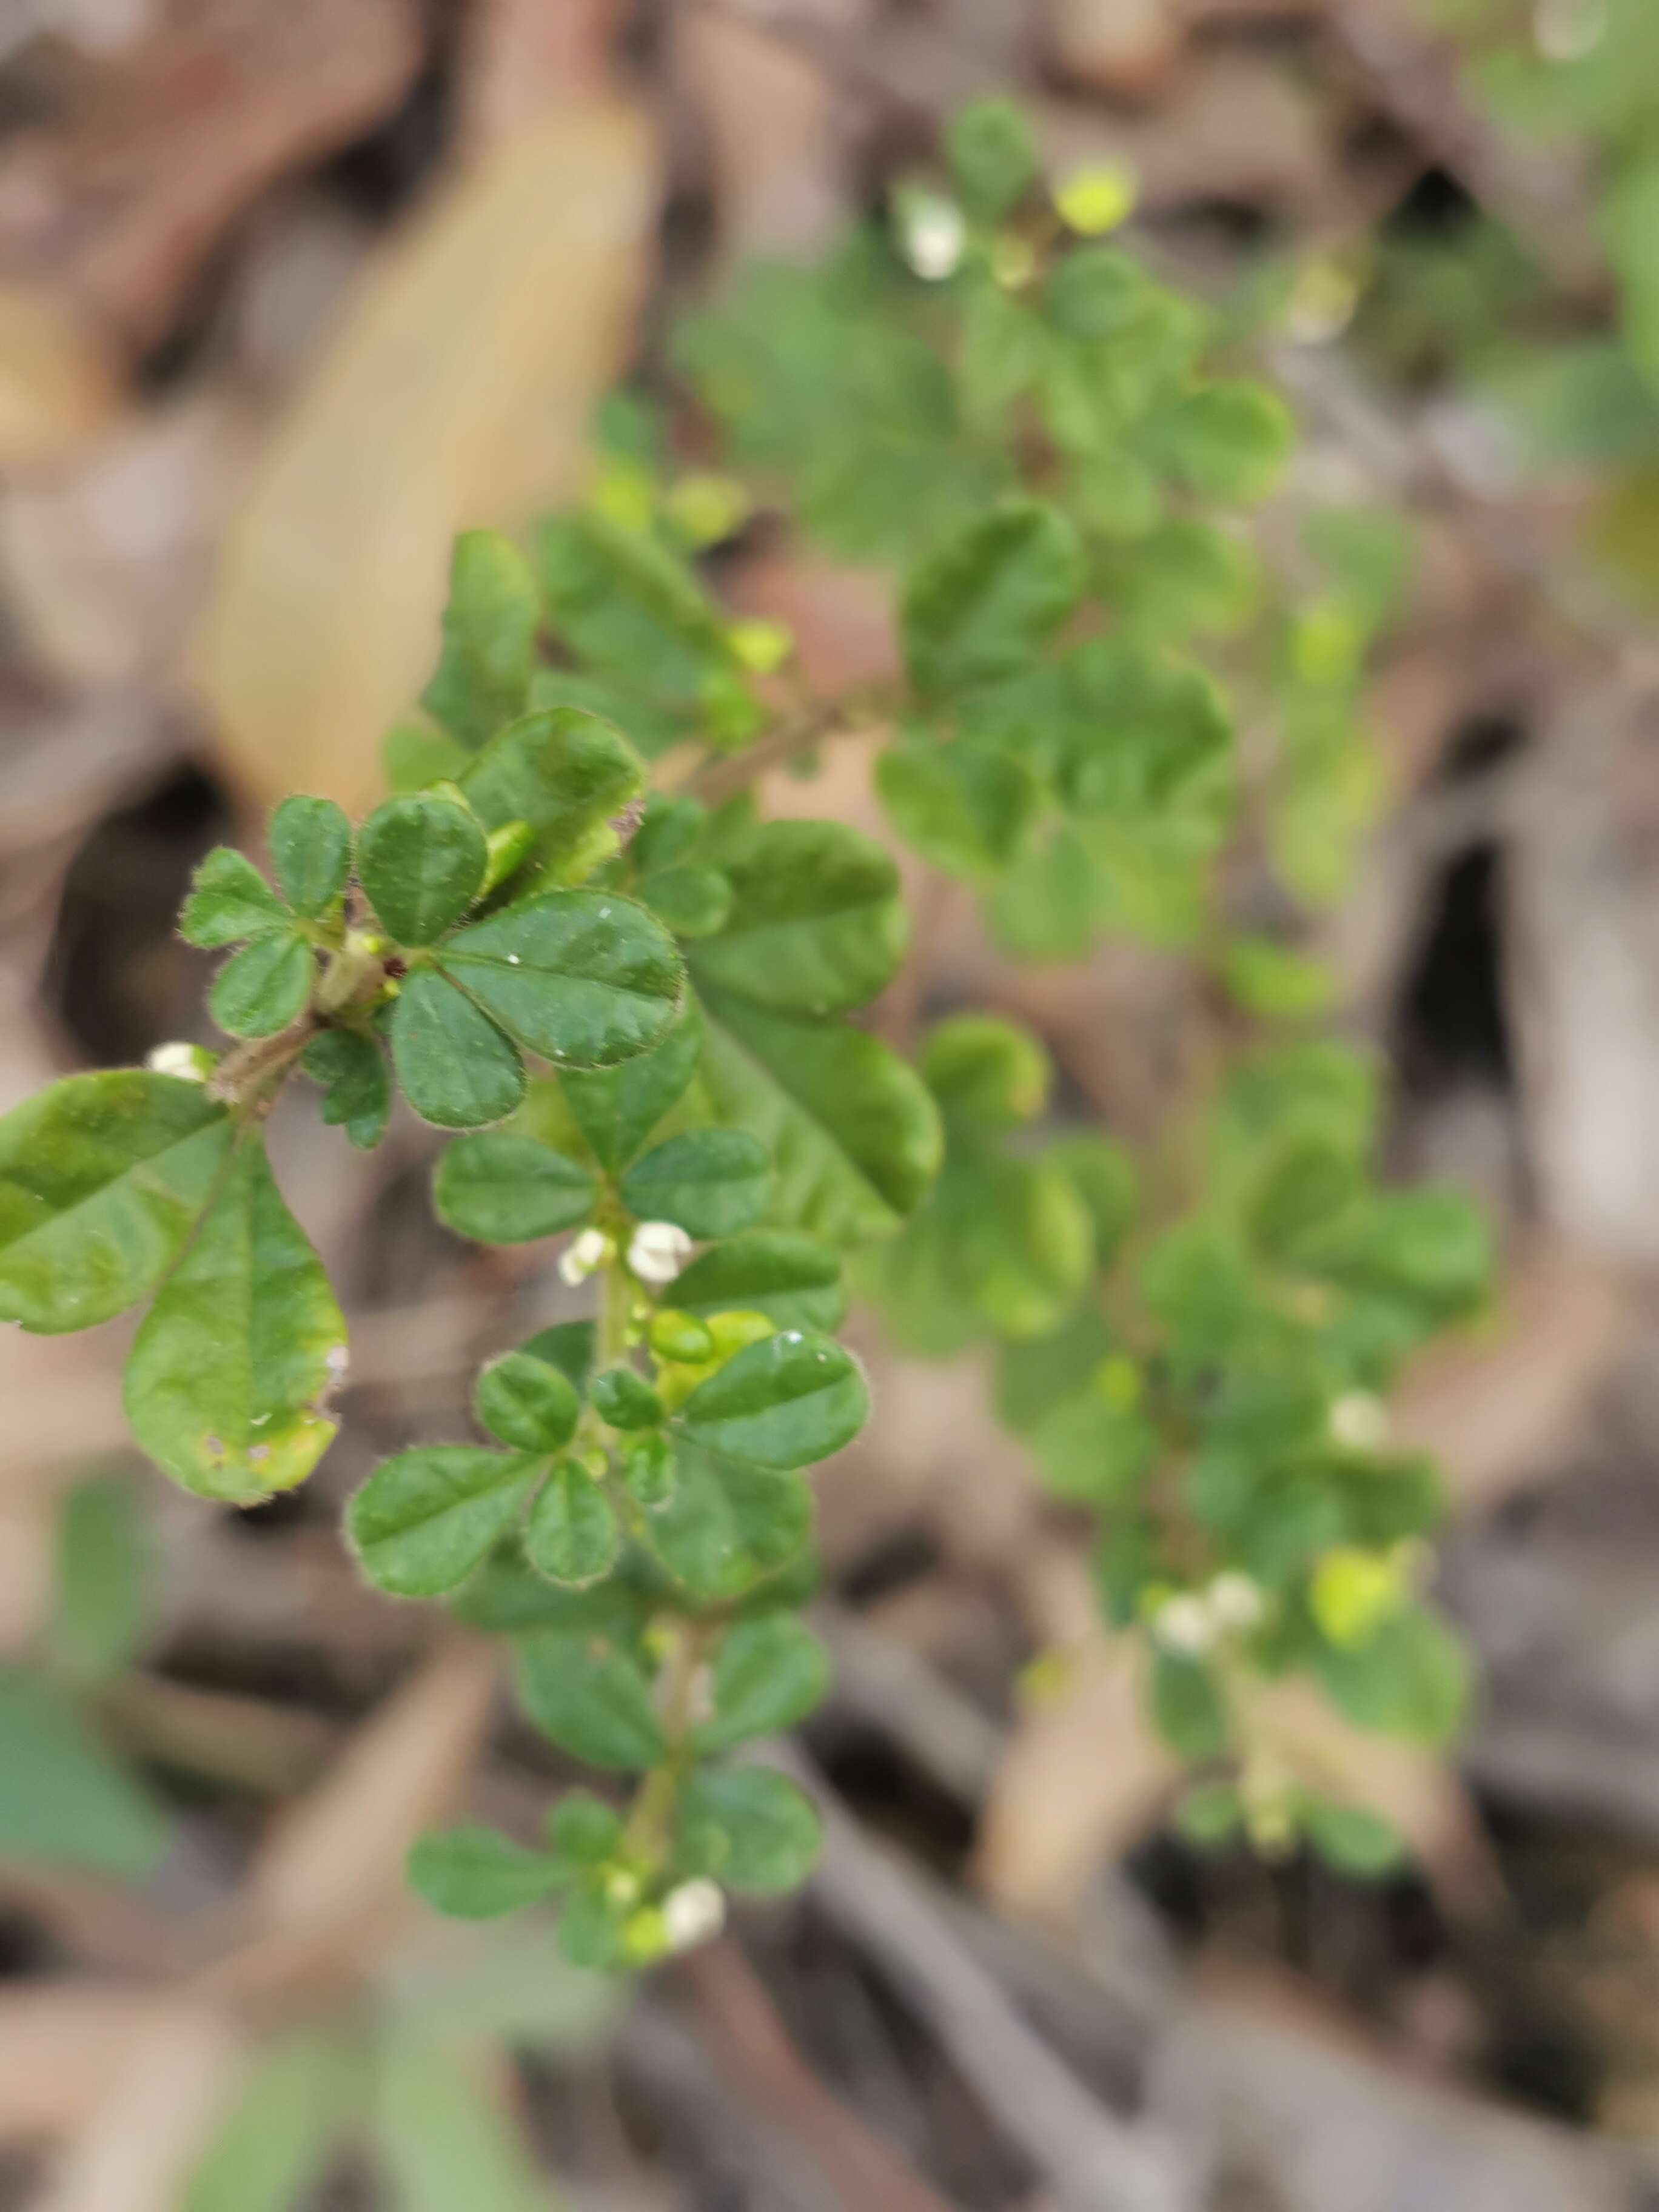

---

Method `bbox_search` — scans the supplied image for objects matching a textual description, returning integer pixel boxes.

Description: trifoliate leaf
[437,891,682,1070]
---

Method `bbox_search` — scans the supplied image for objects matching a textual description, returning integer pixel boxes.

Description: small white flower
[1206,1572,1265,1633]
[897,189,966,281]
[1153,1594,1217,1657]
[559,1227,611,1285]
[662,1877,725,1954]
[146,1041,210,1082]
[1329,1390,1390,1452]
[628,1220,693,1284]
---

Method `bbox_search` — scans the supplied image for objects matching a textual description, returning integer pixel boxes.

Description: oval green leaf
[620,1128,771,1239]
[389,970,525,1130]
[474,1349,580,1452]
[674,1765,822,1894]
[688,820,905,1016]
[299,1028,390,1150]
[900,500,1084,694]
[268,796,351,919]
[669,1233,845,1334]
[558,1001,702,1173]
[357,793,488,947]
[676,1330,865,1470]
[178,846,289,948]
[347,1444,543,1597]
[207,931,311,1041]
[432,1132,595,1242]
[515,1629,666,1769]
[438,890,683,1070]
[122,1138,347,1503]
[408,1823,562,1919]
[525,1460,620,1587]
[0,1071,232,1333]
[694,1615,829,1755]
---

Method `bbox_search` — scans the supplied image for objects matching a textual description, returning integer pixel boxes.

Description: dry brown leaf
[1046,0,1185,98]
[199,100,660,813]
[1392,1239,1629,1515]
[0,1988,181,2142]
[974,1634,1180,1919]
[35,2002,246,2212]
[0,0,423,354]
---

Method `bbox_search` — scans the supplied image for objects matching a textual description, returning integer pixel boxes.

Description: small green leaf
[517,1320,595,1393]
[421,529,539,749]
[946,96,1039,220]
[694,1615,828,1754]
[1150,1649,1229,1760]
[0,1071,232,1333]
[0,1665,167,1875]
[670,1233,845,1333]
[1044,245,1147,338]
[1030,1390,1156,1503]
[699,990,942,1245]
[640,1444,809,1601]
[1316,1605,1470,1745]
[358,793,488,947]
[300,1028,390,1149]
[901,500,1084,693]
[1301,1798,1406,1879]
[515,1629,666,1769]
[620,1429,675,1507]
[474,1349,580,1452]
[390,971,525,1130]
[432,1132,595,1242]
[50,1473,152,1687]
[677,1330,865,1470]
[268,796,350,919]
[1164,380,1294,504]
[207,931,311,1040]
[1173,1781,1244,1848]
[559,1002,702,1172]
[460,705,645,877]
[920,1013,1048,1127]
[179,847,289,948]
[438,891,683,1069]
[876,738,1039,882]
[525,1461,620,1586]
[620,1129,771,1239]
[549,1790,623,1864]
[122,1138,346,1502]
[590,1366,662,1429]
[408,1823,562,1918]
[638,865,731,937]
[347,1446,543,1596]
[688,820,907,1016]
[675,1765,821,1893]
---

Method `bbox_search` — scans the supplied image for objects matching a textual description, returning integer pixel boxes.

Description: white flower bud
[1329,1390,1389,1451]
[628,1220,693,1284]
[1153,1594,1217,1657]
[662,1877,725,1954]
[146,1041,212,1082]
[558,1227,611,1286]
[897,189,965,281]
[1206,1571,1265,1632]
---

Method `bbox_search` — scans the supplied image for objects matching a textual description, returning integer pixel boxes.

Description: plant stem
[625,1614,713,1867]
[209,1014,317,1113]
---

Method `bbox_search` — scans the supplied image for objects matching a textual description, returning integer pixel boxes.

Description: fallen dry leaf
[199,99,660,813]
[0,1988,184,2142]
[0,286,122,471]
[33,2003,246,2212]
[1045,0,1185,99]
[974,1634,1181,1919]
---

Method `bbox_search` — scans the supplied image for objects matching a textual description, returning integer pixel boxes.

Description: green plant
[0,98,1490,1942]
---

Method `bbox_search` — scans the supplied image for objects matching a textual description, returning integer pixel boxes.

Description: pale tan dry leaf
[974,1634,1180,1919]
[0,1988,179,2142]
[458,0,622,152]
[1046,0,1185,98]
[33,2002,245,2212]
[1392,1239,1629,1515]
[216,1641,497,2006]
[0,286,122,471]
[199,101,660,813]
